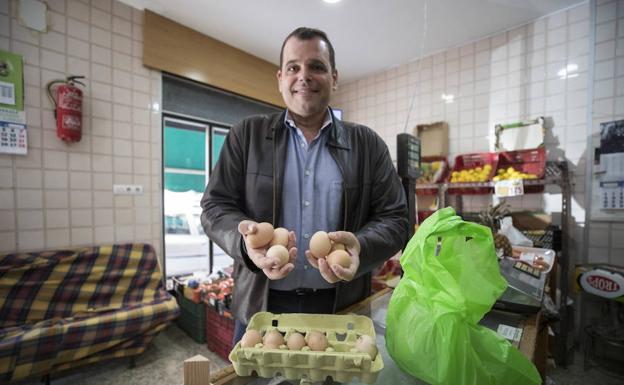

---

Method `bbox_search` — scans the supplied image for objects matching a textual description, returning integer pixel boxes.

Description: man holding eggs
[201,27,408,343]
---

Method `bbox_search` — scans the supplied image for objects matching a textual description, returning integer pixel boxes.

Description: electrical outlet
[113,184,144,195]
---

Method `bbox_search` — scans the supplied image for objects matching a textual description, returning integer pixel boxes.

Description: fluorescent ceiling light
[322,0,342,3]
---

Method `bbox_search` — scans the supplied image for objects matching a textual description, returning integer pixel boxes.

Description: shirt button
[304,200,310,207]
[305,170,311,176]
[304,233,310,239]
[304,265,309,270]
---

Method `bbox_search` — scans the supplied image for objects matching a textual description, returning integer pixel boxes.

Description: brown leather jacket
[200,110,408,323]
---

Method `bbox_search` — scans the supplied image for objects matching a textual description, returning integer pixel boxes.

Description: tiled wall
[586,0,624,265]
[0,0,163,257]
[333,1,624,268]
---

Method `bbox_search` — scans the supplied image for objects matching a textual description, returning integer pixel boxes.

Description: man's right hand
[238,220,296,280]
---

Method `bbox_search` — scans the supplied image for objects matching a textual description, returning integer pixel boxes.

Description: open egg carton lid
[229,312,384,385]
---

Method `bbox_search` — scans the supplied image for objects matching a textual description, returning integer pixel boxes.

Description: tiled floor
[14,324,624,385]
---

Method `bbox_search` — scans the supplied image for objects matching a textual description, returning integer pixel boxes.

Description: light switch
[113,184,144,195]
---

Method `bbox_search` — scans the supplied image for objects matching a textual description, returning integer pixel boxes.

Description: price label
[494,179,524,197]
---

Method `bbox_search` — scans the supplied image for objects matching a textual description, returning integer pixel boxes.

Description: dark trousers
[232,288,336,345]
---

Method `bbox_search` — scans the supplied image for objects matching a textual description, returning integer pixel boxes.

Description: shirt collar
[284,108,333,135]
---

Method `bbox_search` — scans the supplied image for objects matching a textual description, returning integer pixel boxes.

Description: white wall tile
[71,227,93,245]
[43,188,68,208]
[113,34,132,54]
[93,0,112,13]
[94,191,113,207]
[596,40,616,61]
[70,190,92,208]
[91,26,112,48]
[46,228,70,248]
[41,31,66,53]
[596,1,617,24]
[68,0,90,21]
[69,153,91,171]
[11,21,39,45]
[115,224,133,242]
[91,63,112,83]
[49,11,66,34]
[92,172,113,190]
[91,8,111,31]
[94,208,113,225]
[0,210,15,231]
[91,45,112,66]
[15,169,42,189]
[17,189,43,209]
[46,209,69,228]
[112,52,132,71]
[11,41,39,66]
[94,225,115,243]
[17,210,43,230]
[113,17,132,37]
[18,230,44,250]
[569,3,589,23]
[70,171,92,189]
[71,208,93,226]
[113,1,133,20]
[67,18,89,40]
[68,57,90,77]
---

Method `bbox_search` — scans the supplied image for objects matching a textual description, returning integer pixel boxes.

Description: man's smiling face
[277,36,338,121]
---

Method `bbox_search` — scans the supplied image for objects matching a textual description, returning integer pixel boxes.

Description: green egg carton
[229,312,383,384]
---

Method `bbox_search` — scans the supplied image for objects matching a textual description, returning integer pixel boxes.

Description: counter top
[210,288,542,385]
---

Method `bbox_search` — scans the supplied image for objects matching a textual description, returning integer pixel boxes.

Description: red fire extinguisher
[46,76,85,143]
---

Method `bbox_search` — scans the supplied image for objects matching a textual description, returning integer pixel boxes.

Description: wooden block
[184,354,211,385]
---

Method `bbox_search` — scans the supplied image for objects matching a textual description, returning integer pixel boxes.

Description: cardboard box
[415,122,449,157]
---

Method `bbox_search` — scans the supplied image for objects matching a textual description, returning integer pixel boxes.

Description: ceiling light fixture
[322,0,342,3]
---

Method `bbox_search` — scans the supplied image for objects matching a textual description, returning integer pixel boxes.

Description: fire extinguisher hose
[46,80,66,119]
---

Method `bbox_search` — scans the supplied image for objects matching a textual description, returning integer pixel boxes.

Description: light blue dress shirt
[269,109,343,290]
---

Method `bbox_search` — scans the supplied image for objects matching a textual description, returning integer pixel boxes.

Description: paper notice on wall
[591,120,624,220]
[0,49,27,155]
[0,121,27,154]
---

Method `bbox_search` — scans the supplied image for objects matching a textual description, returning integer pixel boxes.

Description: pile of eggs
[239,329,378,359]
[309,231,351,269]
[247,223,290,267]
[248,224,352,270]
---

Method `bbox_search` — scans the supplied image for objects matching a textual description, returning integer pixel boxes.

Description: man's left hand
[305,231,360,283]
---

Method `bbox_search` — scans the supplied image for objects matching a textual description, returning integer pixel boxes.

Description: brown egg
[309,231,331,259]
[331,241,346,251]
[286,332,306,351]
[240,329,262,348]
[247,222,274,248]
[306,330,328,351]
[266,245,289,267]
[326,249,351,268]
[263,329,285,349]
[270,227,289,247]
[355,334,378,359]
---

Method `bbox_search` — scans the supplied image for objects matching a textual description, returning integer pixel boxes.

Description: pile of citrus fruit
[450,164,492,183]
[493,167,539,181]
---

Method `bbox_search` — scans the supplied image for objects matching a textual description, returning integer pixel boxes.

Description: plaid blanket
[0,243,179,382]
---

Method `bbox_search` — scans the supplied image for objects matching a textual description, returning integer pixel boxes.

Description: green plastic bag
[386,207,541,385]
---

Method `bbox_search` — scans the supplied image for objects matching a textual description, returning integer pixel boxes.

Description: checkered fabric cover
[0,243,179,382]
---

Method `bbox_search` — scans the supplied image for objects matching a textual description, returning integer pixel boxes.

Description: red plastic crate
[416,156,448,196]
[418,210,435,224]
[205,306,234,361]
[447,152,498,194]
[496,147,546,193]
